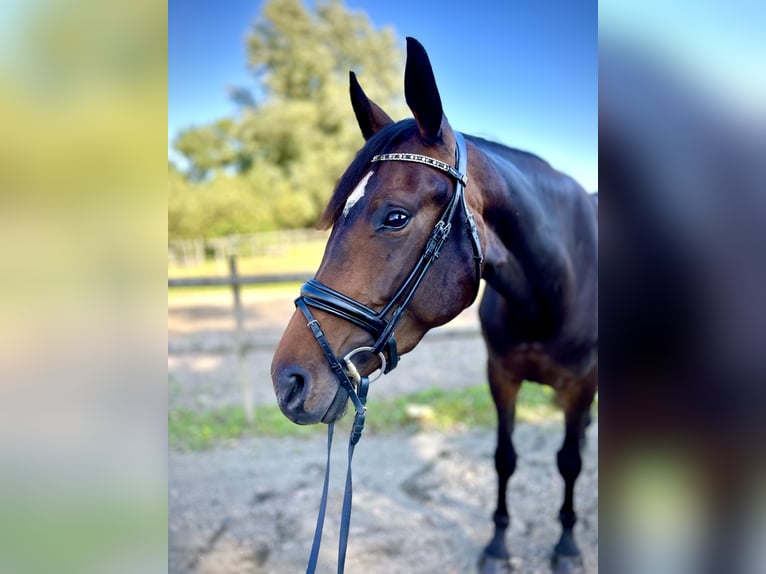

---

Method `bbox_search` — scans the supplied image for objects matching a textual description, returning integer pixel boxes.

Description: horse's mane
[464,134,552,170]
[319,119,420,229]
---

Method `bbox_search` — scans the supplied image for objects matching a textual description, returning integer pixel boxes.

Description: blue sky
[169,0,597,190]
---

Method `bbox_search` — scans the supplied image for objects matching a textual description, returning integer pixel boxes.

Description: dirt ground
[168,289,598,573]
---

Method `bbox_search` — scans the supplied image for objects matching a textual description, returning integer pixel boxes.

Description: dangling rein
[305,375,369,574]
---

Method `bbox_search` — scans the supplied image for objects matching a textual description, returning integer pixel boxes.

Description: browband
[371,152,468,186]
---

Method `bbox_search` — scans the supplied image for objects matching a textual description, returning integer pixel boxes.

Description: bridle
[296,131,483,573]
[296,131,483,409]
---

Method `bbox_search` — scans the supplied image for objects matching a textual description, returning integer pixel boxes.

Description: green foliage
[168,167,279,239]
[173,118,242,182]
[170,0,406,239]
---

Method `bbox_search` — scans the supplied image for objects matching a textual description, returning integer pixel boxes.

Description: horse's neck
[474,143,586,328]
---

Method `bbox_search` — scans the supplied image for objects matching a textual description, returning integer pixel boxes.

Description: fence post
[229,255,254,423]
[193,239,205,266]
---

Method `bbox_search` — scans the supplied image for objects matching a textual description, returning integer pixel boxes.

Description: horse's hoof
[551,551,584,574]
[478,550,512,574]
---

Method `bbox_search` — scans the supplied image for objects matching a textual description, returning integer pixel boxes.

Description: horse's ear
[404,37,444,144]
[350,71,393,140]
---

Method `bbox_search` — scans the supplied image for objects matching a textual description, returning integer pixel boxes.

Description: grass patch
[169,382,570,451]
[168,405,319,450]
[369,383,560,432]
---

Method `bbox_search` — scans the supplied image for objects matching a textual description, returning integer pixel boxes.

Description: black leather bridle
[296,131,483,413]
[298,131,483,574]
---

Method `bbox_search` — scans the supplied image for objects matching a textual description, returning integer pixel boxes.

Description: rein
[298,132,482,573]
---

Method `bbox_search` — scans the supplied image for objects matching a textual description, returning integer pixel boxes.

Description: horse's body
[468,134,597,573]
[272,38,597,573]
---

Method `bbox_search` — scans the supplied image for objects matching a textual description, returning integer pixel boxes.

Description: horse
[271,37,598,574]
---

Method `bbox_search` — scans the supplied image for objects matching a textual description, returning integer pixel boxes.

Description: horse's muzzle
[272,363,348,425]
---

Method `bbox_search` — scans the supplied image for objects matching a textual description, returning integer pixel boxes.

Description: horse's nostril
[286,372,305,401]
[279,366,310,410]
[288,372,305,387]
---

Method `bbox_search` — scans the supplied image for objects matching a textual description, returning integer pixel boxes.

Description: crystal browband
[371,152,468,186]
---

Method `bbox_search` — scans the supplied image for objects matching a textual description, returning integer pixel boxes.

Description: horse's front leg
[551,372,596,574]
[479,358,520,574]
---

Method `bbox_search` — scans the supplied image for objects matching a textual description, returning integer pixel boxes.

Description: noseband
[295,131,483,412]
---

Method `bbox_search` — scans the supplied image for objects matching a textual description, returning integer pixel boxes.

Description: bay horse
[271,37,597,573]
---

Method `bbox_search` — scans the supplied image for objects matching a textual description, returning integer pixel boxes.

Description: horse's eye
[383,210,410,229]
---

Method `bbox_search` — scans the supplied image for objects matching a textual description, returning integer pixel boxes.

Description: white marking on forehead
[342,171,374,219]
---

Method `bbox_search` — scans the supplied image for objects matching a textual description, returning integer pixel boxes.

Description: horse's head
[271,38,486,424]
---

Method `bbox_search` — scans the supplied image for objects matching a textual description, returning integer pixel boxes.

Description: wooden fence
[168,229,328,268]
[169,255,310,423]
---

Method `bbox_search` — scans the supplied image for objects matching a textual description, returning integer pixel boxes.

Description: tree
[172,119,244,182]
[168,162,202,239]
[247,0,401,104]
[171,0,404,233]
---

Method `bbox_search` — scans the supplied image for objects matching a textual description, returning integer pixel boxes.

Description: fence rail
[168,272,310,288]
[168,256,309,423]
[168,229,329,267]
